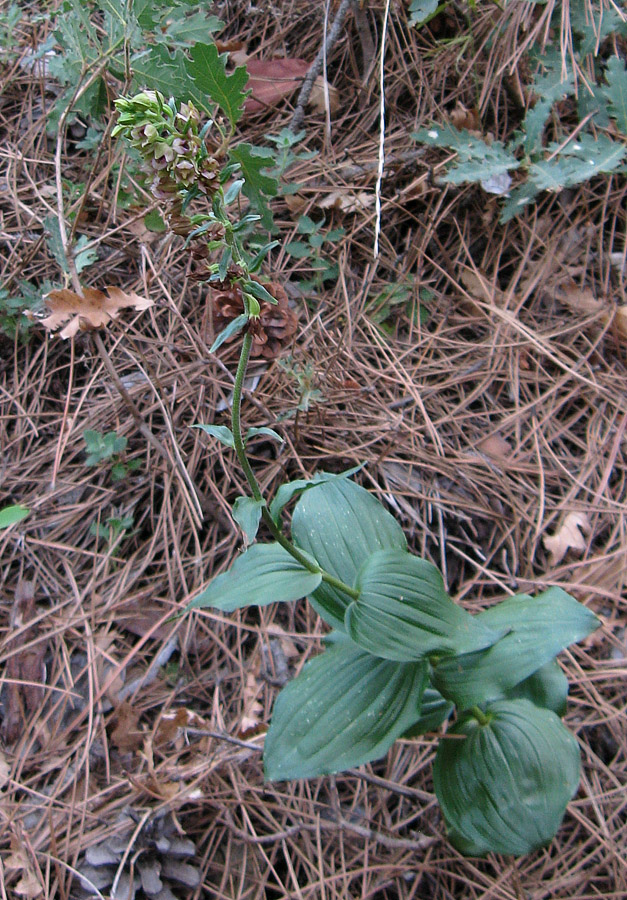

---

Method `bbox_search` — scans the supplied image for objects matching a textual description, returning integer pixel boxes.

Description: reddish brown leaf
[243,58,310,113]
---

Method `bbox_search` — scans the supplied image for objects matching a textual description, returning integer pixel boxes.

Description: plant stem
[230,331,359,601]
[470,705,491,726]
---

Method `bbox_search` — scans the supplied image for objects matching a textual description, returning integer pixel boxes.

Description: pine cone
[211,278,298,359]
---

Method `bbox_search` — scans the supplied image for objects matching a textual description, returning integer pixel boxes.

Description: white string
[374,0,392,259]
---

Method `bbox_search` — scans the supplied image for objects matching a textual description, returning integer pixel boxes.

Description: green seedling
[83,430,140,481]
[286,215,345,292]
[90,511,135,544]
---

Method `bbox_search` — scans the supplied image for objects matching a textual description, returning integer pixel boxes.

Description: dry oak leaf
[308,75,340,116]
[42,286,153,339]
[243,58,310,113]
[543,512,591,567]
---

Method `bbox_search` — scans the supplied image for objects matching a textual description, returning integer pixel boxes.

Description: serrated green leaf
[244,426,284,444]
[131,44,209,112]
[291,477,407,630]
[163,10,223,46]
[0,504,30,529]
[44,215,69,273]
[285,240,312,259]
[529,133,626,190]
[188,542,321,611]
[412,125,519,185]
[604,55,627,135]
[434,700,581,856]
[432,587,600,709]
[264,640,428,780]
[73,235,98,274]
[499,182,541,222]
[193,424,235,448]
[210,313,247,352]
[231,496,265,543]
[345,550,505,662]
[185,42,249,126]
[228,143,278,231]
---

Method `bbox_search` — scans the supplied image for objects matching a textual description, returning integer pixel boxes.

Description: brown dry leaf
[42,286,153,339]
[543,512,591,566]
[239,670,264,738]
[449,101,480,132]
[243,58,309,113]
[614,305,627,340]
[476,433,512,460]
[5,837,43,899]
[460,269,506,312]
[308,75,340,116]
[1,580,47,745]
[319,189,373,214]
[283,193,308,216]
[554,280,605,316]
[154,708,207,748]
[110,701,143,752]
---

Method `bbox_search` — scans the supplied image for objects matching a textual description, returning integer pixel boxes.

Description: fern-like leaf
[229,143,278,230]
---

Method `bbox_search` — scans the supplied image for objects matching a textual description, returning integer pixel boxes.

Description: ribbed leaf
[231,496,264,543]
[186,42,249,126]
[264,639,428,780]
[504,658,569,717]
[188,543,321,612]
[434,699,581,856]
[402,686,453,737]
[346,550,504,661]
[291,478,407,630]
[433,588,599,709]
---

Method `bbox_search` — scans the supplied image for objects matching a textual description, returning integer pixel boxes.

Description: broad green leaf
[291,477,407,630]
[402,685,453,737]
[604,55,627,135]
[264,640,428,780]
[346,550,505,662]
[228,143,278,231]
[232,496,265,543]
[193,424,235,448]
[188,542,321,612]
[186,42,249,126]
[432,587,599,709]
[163,10,223,46]
[434,699,581,856]
[269,466,363,522]
[504,659,569,717]
[245,426,283,444]
[210,313,248,352]
[0,505,30,529]
[409,0,439,26]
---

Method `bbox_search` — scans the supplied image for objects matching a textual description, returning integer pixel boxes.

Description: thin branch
[290,0,353,133]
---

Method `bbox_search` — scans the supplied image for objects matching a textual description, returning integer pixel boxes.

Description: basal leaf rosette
[433,699,581,856]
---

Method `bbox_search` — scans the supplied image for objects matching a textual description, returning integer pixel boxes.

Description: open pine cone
[211,277,298,359]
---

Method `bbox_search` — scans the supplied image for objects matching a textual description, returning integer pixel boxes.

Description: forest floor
[1,1,626,898]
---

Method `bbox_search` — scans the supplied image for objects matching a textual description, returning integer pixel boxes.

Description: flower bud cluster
[113,91,221,200]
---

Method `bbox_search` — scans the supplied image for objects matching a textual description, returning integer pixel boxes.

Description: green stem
[470,705,491,726]
[230,332,359,602]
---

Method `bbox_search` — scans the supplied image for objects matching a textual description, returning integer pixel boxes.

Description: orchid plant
[113,65,600,857]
